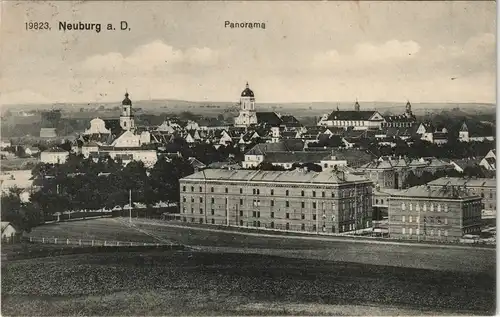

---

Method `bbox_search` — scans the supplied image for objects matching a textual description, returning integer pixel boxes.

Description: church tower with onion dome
[234,82,258,127]
[119,92,135,131]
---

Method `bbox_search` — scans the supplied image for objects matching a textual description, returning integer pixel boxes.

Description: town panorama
[0,1,496,316]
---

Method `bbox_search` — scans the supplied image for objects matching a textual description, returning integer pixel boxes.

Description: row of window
[181,218,368,233]
[183,197,370,210]
[401,202,449,212]
[401,227,448,236]
[181,185,370,198]
[331,120,368,127]
[399,215,449,225]
[181,207,369,223]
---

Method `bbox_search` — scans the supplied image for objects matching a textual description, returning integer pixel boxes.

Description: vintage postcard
[0,1,496,316]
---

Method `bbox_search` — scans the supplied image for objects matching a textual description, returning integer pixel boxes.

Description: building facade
[388,185,482,242]
[40,148,70,164]
[179,169,373,234]
[317,101,386,130]
[381,101,417,128]
[427,177,496,218]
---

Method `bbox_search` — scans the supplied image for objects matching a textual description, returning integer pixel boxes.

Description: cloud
[0,90,53,105]
[423,33,495,76]
[312,40,421,68]
[81,40,224,73]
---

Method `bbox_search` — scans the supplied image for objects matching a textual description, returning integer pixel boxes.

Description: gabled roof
[361,157,411,170]
[188,157,206,169]
[256,112,282,126]
[1,222,15,233]
[391,185,480,200]
[327,110,380,121]
[427,177,496,188]
[484,157,496,165]
[460,122,468,132]
[182,169,370,185]
[280,115,302,127]
[451,159,480,169]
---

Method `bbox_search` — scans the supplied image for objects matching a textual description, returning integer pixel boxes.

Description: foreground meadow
[2,250,495,316]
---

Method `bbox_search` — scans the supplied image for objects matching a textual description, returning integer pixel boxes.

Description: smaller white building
[1,222,19,242]
[40,148,69,164]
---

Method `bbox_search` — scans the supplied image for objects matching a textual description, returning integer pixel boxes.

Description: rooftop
[427,177,496,188]
[391,185,480,200]
[181,169,370,185]
[263,151,331,164]
[327,110,379,121]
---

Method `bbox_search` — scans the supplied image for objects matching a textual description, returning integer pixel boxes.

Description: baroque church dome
[241,82,254,97]
[122,92,132,105]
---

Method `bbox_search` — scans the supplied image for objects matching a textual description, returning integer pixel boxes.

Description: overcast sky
[0,1,496,105]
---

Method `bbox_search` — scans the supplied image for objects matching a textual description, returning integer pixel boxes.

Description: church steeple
[120,91,135,131]
[405,100,412,117]
[354,99,360,111]
[234,82,258,127]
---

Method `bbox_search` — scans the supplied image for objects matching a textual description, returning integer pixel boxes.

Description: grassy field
[2,218,494,315]
[28,218,159,243]
[1,250,495,316]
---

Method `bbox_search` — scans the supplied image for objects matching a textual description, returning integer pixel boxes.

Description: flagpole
[129,189,132,223]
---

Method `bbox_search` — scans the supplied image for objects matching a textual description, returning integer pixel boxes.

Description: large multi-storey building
[179,169,373,234]
[317,101,385,130]
[388,185,482,242]
[427,177,496,218]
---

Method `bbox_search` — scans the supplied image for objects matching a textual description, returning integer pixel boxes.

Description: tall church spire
[120,91,134,131]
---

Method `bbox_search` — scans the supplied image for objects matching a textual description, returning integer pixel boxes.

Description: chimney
[336,170,346,181]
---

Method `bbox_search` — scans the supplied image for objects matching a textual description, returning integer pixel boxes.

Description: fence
[24,235,173,247]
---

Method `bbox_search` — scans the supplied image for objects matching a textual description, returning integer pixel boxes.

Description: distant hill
[2,99,495,117]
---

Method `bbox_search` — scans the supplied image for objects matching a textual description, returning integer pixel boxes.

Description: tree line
[1,154,195,232]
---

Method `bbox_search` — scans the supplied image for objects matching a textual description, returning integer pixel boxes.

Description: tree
[149,157,175,203]
[302,162,323,172]
[1,188,42,232]
[463,165,486,178]
[402,171,418,188]
[256,161,286,171]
